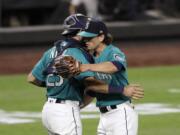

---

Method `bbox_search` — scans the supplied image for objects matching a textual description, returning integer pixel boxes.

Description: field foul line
[0,103,180,124]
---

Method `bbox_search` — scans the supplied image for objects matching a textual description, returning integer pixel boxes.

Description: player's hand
[123,84,144,100]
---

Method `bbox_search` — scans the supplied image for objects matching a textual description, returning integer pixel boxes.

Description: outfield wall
[1,19,180,45]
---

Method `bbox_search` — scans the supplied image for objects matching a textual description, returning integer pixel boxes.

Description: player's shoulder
[45,46,57,59]
[63,48,88,63]
[66,47,82,51]
[106,44,126,62]
[64,47,83,56]
[38,47,54,59]
[107,44,125,55]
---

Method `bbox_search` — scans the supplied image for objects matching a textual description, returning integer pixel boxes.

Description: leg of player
[42,100,82,135]
[97,102,138,135]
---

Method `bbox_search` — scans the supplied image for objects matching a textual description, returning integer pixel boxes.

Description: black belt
[55,99,65,103]
[48,98,65,104]
[99,105,117,113]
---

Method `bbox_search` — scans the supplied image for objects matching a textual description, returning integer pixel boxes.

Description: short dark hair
[103,33,113,45]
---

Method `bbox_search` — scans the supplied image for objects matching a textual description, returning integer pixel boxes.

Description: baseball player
[27,14,95,135]
[77,20,140,135]
[27,14,143,135]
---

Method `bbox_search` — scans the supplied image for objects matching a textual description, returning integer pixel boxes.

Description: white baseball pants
[42,98,82,135]
[97,102,138,135]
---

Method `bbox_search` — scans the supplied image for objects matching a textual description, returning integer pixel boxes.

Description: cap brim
[78,31,98,37]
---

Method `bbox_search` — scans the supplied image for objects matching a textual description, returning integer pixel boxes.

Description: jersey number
[46,74,63,87]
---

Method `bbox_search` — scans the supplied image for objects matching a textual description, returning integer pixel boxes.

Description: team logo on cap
[85,21,90,30]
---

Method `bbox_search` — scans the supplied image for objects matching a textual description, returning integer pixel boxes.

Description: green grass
[129,66,180,104]
[139,114,180,135]
[0,65,180,135]
[0,121,47,135]
[0,75,46,111]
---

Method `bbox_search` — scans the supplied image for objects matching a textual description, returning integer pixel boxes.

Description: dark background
[0,0,180,74]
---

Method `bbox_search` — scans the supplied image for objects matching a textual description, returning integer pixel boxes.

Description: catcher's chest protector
[43,38,94,75]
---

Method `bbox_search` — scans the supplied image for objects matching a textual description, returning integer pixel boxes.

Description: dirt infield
[0,39,180,74]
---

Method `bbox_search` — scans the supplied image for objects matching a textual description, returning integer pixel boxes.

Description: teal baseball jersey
[32,46,94,102]
[94,44,130,107]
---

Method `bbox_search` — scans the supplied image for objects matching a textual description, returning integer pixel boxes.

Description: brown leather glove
[54,55,81,78]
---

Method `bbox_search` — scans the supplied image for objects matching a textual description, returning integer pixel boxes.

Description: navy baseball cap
[78,20,108,37]
[62,14,89,36]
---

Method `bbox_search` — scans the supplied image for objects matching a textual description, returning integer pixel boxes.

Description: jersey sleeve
[108,49,127,71]
[31,49,51,82]
[63,48,94,80]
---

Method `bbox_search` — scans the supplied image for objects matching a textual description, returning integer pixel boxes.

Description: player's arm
[27,50,49,87]
[80,62,120,74]
[84,77,144,100]
[27,72,46,87]
[80,51,126,74]
[84,77,109,93]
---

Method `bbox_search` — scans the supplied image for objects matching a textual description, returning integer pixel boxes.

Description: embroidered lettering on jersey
[50,47,57,58]
[85,21,90,30]
[96,72,112,81]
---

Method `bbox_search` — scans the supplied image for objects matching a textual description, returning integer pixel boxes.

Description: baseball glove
[54,55,81,78]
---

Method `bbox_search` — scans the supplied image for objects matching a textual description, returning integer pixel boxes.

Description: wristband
[108,85,124,94]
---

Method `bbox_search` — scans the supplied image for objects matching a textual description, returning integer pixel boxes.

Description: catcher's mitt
[54,55,81,78]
